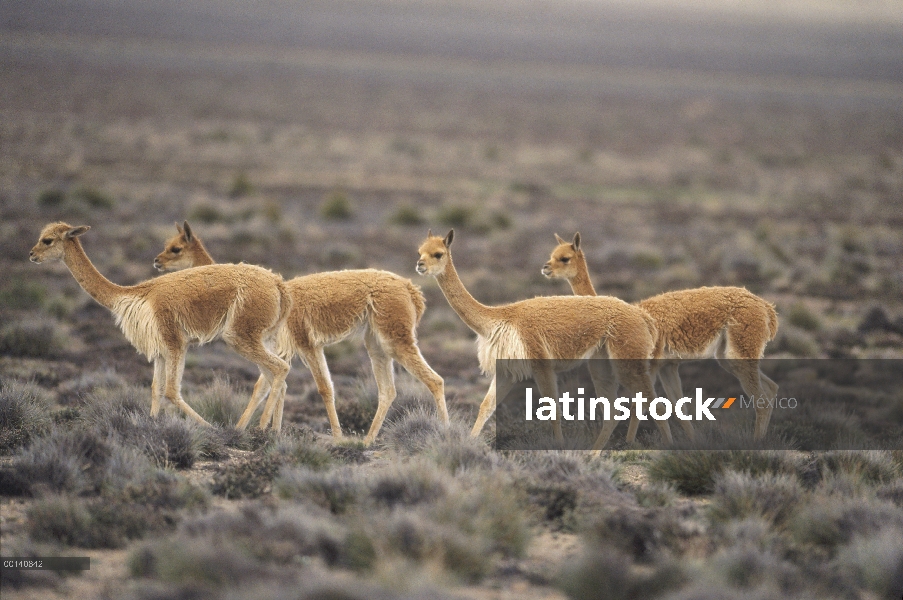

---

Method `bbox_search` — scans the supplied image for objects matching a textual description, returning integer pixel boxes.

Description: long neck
[435,258,499,338]
[63,238,128,309]
[568,253,597,296]
[191,239,215,266]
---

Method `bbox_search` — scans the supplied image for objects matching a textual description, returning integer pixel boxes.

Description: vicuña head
[542,232,584,279]
[154,221,213,271]
[416,229,453,276]
[543,232,596,296]
[31,221,292,432]
[30,222,89,264]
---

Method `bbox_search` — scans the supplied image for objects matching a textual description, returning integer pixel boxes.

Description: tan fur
[30,222,292,430]
[155,222,446,443]
[417,230,670,448]
[544,233,780,440]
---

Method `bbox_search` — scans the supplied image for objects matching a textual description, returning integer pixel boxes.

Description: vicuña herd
[31,221,779,449]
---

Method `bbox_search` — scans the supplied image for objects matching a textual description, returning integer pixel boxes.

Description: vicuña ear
[554,233,567,245]
[444,229,455,248]
[66,226,90,238]
[572,232,581,251]
[182,221,194,243]
[175,222,184,235]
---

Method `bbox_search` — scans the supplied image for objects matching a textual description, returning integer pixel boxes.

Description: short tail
[640,308,664,359]
[267,279,295,359]
[765,301,779,341]
[407,281,427,326]
[273,279,293,334]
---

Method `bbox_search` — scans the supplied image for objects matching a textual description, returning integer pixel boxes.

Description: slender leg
[588,354,636,448]
[362,335,396,445]
[531,360,563,442]
[388,340,447,425]
[298,346,342,437]
[235,374,271,429]
[717,350,771,440]
[150,358,165,416]
[471,374,515,438]
[615,359,672,446]
[162,347,211,426]
[656,362,696,442]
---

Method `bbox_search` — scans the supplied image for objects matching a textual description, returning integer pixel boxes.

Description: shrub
[810,451,900,486]
[431,473,530,559]
[131,504,366,586]
[379,405,449,455]
[210,431,334,499]
[72,186,115,209]
[382,513,488,582]
[0,323,57,358]
[275,466,364,514]
[210,454,282,499]
[0,380,53,452]
[37,188,66,207]
[635,482,678,508]
[489,210,512,230]
[789,495,903,552]
[648,450,801,495]
[26,479,201,549]
[709,471,804,526]
[424,427,497,474]
[14,427,121,495]
[558,547,685,600]
[335,398,377,436]
[271,434,334,471]
[0,279,47,310]
[837,527,903,598]
[381,405,496,472]
[327,438,370,465]
[188,203,225,224]
[787,302,822,332]
[228,172,253,198]
[436,204,473,227]
[82,385,203,469]
[368,459,449,508]
[389,204,424,226]
[191,425,231,461]
[710,546,805,593]
[320,189,353,220]
[129,536,266,586]
[512,451,622,529]
[190,377,251,427]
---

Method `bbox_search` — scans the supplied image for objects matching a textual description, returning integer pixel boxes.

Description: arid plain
[2,1,903,598]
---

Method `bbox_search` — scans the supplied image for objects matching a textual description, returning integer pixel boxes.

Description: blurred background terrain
[2,1,903,598]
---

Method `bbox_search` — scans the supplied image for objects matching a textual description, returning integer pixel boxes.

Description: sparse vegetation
[0,323,57,358]
[72,186,115,209]
[228,171,254,198]
[0,279,47,310]
[787,302,822,331]
[0,381,53,452]
[321,189,354,220]
[436,204,473,228]
[2,5,902,596]
[389,204,424,226]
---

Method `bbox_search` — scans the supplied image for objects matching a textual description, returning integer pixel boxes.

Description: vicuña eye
[172,248,182,254]
[42,238,52,245]
[560,257,570,263]
[433,252,443,259]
